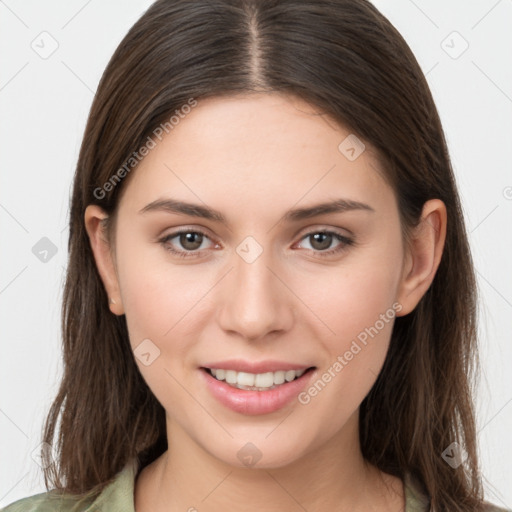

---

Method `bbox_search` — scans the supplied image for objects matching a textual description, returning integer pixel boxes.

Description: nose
[216,245,294,342]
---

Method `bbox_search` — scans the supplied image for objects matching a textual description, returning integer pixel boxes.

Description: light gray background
[1,0,511,508]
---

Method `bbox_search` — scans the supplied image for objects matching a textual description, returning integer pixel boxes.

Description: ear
[84,204,125,316]
[395,199,447,316]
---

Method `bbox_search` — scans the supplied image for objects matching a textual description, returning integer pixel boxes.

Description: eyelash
[159,228,354,259]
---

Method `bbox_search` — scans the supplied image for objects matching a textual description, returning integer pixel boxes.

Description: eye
[295,230,354,257]
[159,228,217,259]
[159,228,354,259]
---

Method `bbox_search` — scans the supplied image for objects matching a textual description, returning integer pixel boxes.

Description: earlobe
[396,199,447,316]
[84,205,125,315]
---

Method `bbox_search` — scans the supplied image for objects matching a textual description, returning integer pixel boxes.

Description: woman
[2,0,509,511]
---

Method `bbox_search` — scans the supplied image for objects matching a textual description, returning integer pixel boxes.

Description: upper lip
[201,359,314,374]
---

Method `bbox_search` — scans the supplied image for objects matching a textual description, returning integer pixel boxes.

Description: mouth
[199,362,318,415]
[200,366,317,392]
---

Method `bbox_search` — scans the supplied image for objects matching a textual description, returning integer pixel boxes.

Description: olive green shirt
[1,459,510,511]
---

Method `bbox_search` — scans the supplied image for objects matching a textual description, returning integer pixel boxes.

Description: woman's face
[90,93,415,468]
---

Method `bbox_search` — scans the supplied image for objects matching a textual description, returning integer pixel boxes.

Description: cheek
[122,272,201,339]
[115,243,208,411]
[114,238,175,349]
[298,254,401,345]
[115,237,217,380]
[293,243,402,406]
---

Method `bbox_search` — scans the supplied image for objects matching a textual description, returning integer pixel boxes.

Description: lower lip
[200,367,316,415]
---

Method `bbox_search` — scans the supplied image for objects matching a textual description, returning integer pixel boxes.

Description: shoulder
[1,459,139,512]
[0,491,95,512]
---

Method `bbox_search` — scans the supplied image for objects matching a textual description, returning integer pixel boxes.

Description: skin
[85,93,446,512]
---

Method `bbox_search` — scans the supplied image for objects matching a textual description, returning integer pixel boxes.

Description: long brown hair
[41,0,484,509]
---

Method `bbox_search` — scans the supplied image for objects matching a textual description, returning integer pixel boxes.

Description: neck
[135,412,404,512]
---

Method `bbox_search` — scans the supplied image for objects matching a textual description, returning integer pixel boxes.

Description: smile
[200,366,317,415]
[204,367,310,391]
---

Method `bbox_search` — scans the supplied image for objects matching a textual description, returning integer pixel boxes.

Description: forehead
[117,93,394,222]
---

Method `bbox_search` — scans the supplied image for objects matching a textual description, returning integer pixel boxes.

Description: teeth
[207,367,308,391]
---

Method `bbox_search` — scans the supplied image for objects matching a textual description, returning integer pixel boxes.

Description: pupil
[312,232,332,250]
[181,232,202,250]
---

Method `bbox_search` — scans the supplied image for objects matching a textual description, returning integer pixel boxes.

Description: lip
[200,366,316,415]
[200,359,312,374]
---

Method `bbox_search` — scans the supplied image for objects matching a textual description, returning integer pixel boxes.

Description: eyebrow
[138,197,375,225]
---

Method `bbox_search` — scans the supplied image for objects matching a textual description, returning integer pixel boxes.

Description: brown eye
[177,232,204,251]
[308,232,334,251]
[296,230,354,257]
[160,229,215,259]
